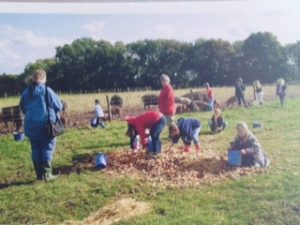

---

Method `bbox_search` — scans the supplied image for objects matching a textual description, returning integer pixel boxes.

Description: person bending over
[169,118,202,154]
[126,111,166,157]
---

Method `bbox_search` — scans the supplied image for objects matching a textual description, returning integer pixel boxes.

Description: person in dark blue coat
[235,78,248,107]
[169,118,202,153]
[20,70,63,181]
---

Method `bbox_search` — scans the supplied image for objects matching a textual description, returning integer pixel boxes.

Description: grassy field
[1,84,300,113]
[1,98,300,224]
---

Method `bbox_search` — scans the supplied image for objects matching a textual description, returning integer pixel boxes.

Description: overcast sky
[0,0,299,74]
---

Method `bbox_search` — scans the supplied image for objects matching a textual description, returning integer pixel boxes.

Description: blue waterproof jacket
[20,84,62,141]
[172,118,201,144]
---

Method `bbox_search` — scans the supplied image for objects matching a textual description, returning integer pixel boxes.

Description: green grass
[1,99,300,224]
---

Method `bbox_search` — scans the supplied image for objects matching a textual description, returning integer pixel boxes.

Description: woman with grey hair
[20,69,63,181]
[229,122,269,167]
[159,74,175,126]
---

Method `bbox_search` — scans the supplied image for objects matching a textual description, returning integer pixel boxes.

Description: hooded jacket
[126,111,164,146]
[172,118,201,145]
[231,132,269,167]
[20,84,63,141]
[159,84,175,116]
[235,82,246,97]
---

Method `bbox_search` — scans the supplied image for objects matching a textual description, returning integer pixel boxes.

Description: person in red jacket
[159,74,175,126]
[204,82,215,111]
[126,111,167,156]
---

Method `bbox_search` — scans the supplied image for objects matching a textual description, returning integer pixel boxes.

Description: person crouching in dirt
[91,99,106,128]
[228,122,269,167]
[159,74,176,127]
[204,82,215,111]
[169,118,202,154]
[276,78,287,107]
[126,111,166,157]
[20,69,63,181]
[208,108,228,133]
[235,78,248,108]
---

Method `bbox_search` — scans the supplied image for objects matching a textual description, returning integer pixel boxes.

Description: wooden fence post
[253,82,256,101]
[106,95,112,122]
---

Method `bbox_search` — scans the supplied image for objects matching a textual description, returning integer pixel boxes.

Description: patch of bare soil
[61,148,266,188]
[105,149,266,188]
[61,198,151,225]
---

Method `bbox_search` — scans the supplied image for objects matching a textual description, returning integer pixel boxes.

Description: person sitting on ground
[126,111,166,157]
[204,82,215,111]
[235,78,248,108]
[276,78,287,107]
[169,118,202,154]
[91,99,106,128]
[228,122,269,167]
[253,80,264,105]
[208,108,228,133]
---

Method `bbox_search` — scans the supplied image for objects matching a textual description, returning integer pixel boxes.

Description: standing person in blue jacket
[20,70,63,181]
[169,118,202,153]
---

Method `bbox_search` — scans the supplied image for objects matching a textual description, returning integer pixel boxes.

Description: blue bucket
[95,153,108,170]
[228,150,242,166]
[253,122,263,128]
[13,132,25,142]
[90,118,98,128]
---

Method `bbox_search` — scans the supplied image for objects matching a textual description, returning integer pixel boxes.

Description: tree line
[1,32,300,95]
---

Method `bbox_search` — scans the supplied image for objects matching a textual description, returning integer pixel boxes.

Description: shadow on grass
[0,180,35,190]
[54,153,98,175]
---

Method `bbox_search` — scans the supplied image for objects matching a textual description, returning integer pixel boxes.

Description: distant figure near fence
[159,74,175,126]
[91,99,106,128]
[276,78,287,107]
[253,80,264,105]
[204,82,215,111]
[235,78,248,108]
[20,69,63,181]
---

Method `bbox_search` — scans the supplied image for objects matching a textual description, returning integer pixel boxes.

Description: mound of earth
[60,148,266,188]
[106,149,266,188]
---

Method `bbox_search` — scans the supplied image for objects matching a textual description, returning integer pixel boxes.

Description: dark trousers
[279,94,285,107]
[237,95,247,107]
[30,138,56,165]
[96,117,106,128]
[150,117,167,154]
[130,135,136,149]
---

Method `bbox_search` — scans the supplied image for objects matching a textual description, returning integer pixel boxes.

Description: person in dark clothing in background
[235,78,248,108]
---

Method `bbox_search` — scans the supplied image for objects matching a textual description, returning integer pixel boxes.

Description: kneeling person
[169,118,202,153]
[126,111,166,156]
[209,108,228,133]
[229,122,269,167]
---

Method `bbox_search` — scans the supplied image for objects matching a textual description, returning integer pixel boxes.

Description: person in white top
[93,99,106,128]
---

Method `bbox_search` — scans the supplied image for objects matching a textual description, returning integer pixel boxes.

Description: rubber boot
[183,145,191,153]
[195,143,201,153]
[43,162,59,182]
[33,162,43,181]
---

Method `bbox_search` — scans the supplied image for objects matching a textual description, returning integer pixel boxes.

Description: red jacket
[159,84,175,116]
[126,111,164,146]
[207,87,214,100]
